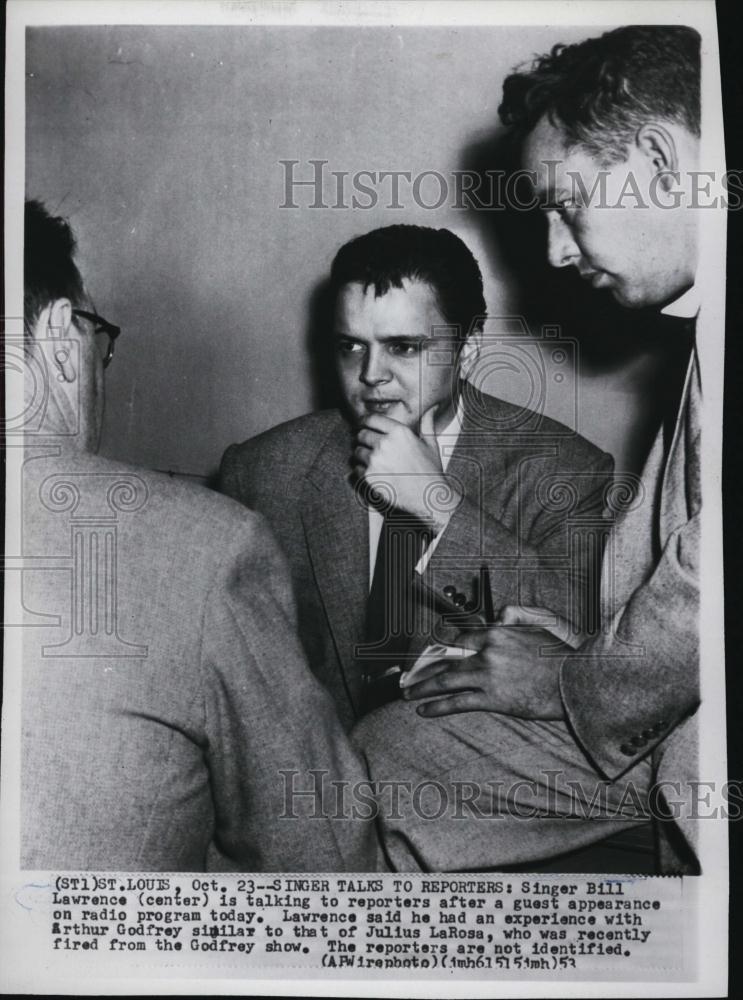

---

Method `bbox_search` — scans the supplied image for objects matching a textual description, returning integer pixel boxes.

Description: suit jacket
[560,345,701,863]
[220,388,613,729]
[20,450,378,872]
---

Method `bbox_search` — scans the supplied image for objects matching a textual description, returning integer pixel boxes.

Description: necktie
[358,508,433,715]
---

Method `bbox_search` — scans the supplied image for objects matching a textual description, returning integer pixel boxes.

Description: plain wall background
[26,24,686,479]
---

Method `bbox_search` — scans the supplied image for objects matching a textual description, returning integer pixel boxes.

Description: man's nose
[547,214,581,269]
[360,346,390,385]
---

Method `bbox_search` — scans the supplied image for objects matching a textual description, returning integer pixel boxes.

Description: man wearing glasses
[18,200,379,872]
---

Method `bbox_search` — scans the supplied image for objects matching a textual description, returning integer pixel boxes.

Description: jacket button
[443,586,456,598]
[630,735,647,747]
[619,744,636,756]
[453,592,467,607]
[641,729,656,739]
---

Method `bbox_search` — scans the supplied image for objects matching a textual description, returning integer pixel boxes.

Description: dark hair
[498,25,700,164]
[330,224,486,339]
[24,199,85,329]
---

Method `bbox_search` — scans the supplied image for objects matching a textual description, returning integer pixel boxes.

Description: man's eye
[389,342,421,356]
[556,199,578,216]
[336,338,364,354]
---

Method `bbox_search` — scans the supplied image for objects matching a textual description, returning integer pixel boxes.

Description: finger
[416,691,490,717]
[359,414,403,434]
[352,447,370,467]
[418,402,439,440]
[355,428,382,449]
[452,627,490,652]
[403,669,482,702]
[399,657,453,690]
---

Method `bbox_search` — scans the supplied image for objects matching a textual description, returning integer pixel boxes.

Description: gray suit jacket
[560,346,700,862]
[220,388,613,728]
[20,451,378,872]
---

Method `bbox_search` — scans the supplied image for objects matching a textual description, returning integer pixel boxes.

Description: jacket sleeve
[198,512,381,871]
[425,448,614,635]
[559,510,699,780]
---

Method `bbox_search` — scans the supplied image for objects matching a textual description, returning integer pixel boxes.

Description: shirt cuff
[414,513,452,574]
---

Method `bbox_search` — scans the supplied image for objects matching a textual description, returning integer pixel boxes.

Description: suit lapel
[601,344,700,621]
[602,428,664,620]
[300,423,368,713]
[659,346,701,543]
[446,388,548,531]
[444,388,507,512]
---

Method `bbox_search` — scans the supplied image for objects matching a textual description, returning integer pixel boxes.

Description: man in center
[220,225,613,728]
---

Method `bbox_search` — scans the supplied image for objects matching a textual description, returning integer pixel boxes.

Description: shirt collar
[661,283,700,319]
[434,395,465,470]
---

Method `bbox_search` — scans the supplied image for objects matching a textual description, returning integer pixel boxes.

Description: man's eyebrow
[538,190,574,210]
[332,331,429,342]
[375,333,428,343]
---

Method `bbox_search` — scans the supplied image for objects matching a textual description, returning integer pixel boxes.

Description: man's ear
[47,297,73,339]
[458,329,482,379]
[43,298,77,384]
[635,123,679,184]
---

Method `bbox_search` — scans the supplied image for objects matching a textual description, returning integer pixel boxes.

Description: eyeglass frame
[72,308,121,369]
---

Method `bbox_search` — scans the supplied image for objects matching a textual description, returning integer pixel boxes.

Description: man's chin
[609,285,647,309]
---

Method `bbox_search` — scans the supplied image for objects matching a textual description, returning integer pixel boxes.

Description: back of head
[498,25,701,164]
[24,199,85,334]
[22,200,104,451]
[330,224,487,338]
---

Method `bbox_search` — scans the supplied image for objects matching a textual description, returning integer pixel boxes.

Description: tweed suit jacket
[220,388,613,729]
[560,345,701,857]
[20,451,378,872]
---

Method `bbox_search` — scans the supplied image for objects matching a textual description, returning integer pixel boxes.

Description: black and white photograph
[1,0,730,994]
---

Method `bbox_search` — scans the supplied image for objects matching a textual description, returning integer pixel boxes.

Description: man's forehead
[335,278,445,324]
[522,117,592,196]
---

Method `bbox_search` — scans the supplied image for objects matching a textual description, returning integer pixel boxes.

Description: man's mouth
[580,269,611,289]
[362,398,401,414]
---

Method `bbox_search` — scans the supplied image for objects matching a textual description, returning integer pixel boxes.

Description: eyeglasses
[72,309,121,369]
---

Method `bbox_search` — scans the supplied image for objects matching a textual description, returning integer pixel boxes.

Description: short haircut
[498,25,701,164]
[24,199,85,330]
[330,224,487,339]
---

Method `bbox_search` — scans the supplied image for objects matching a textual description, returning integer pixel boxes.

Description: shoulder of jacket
[467,388,611,467]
